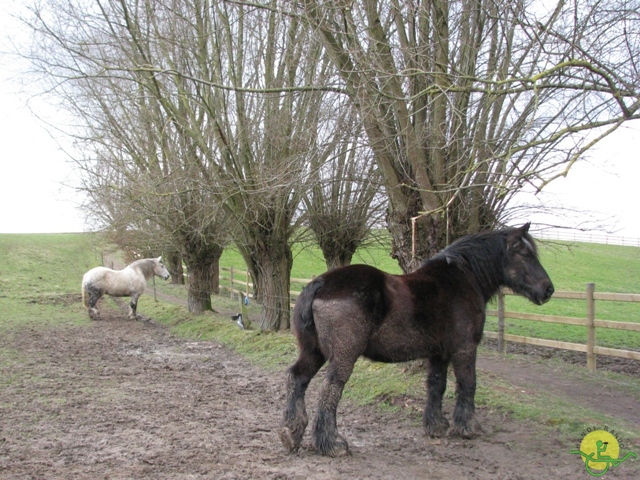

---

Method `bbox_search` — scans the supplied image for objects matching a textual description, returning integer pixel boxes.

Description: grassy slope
[0,234,99,329]
[2,233,640,444]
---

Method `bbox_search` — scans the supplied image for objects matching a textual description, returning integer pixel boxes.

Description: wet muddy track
[1,308,638,479]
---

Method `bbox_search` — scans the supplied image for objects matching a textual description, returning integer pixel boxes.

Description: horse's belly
[364,327,430,363]
[107,286,136,297]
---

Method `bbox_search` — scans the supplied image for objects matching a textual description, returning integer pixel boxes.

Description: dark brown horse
[280,223,554,456]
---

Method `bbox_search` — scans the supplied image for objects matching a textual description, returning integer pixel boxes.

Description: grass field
[2,232,640,443]
[0,234,97,330]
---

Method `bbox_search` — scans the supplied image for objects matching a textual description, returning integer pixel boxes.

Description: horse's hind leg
[312,356,357,457]
[424,355,451,437]
[86,286,102,320]
[450,349,482,438]
[280,345,325,453]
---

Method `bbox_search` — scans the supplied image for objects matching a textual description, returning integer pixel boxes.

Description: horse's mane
[428,228,519,299]
[128,258,156,278]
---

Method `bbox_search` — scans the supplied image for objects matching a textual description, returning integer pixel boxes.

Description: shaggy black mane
[428,228,516,300]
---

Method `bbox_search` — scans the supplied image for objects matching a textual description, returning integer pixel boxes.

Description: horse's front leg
[450,350,482,438]
[312,361,355,457]
[129,293,140,320]
[424,355,450,437]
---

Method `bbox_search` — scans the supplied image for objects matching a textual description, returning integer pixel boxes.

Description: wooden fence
[219,266,309,308]
[219,267,640,372]
[538,230,640,248]
[485,283,640,372]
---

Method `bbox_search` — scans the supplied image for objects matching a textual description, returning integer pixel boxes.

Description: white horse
[82,257,170,320]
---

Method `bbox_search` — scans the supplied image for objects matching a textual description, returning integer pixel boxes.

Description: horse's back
[82,266,112,285]
[313,264,392,316]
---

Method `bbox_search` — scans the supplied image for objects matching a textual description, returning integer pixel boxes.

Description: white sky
[1,2,639,238]
[0,1,87,234]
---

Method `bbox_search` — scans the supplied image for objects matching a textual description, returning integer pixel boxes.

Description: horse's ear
[520,222,531,235]
[157,256,162,262]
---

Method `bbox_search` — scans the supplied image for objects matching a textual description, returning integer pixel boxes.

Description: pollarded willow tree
[22,0,233,313]
[299,0,640,271]
[133,0,341,330]
[198,2,336,330]
[21,0,346,329]
[303,98,387,270]
[76,81,232,313]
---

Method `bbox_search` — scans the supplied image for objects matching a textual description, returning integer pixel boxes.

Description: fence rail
[219,267,640,371]
[486,283,640,372]
[220,267,309,305]
[537,230,640,247]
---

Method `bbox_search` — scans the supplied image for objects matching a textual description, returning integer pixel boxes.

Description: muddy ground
[1,299,639,479]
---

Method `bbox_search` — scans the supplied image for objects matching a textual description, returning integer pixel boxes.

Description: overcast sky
[1,2,639,238]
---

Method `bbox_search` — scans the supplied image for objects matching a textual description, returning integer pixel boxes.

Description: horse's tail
[81,277,89,308]
[292,277,324,334]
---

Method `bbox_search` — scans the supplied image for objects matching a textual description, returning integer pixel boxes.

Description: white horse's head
[154,257,171,280]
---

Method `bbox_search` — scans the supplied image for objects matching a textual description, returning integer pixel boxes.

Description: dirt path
[1,306,639,479]
[477,355,640,429]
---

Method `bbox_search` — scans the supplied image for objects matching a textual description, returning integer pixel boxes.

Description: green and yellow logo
[570,427,637,476]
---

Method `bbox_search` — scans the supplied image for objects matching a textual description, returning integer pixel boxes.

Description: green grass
[2,232,640,444]
[0,234,102,330]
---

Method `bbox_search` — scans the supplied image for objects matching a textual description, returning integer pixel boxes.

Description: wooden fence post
[586,282,596,372]
[498,290,506,354]
[230,266,235,300]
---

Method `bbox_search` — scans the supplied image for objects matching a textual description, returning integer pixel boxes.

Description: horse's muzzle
[536,281,554,305]
[163,274,170,280]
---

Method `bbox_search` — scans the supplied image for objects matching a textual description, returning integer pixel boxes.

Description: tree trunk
[184,245,223,314]
[318,237,356,271]
[323,252,353,271]
[254,243,293,331]
[166,251,185,285]
[186,261,213,313]
[386,196,448,273]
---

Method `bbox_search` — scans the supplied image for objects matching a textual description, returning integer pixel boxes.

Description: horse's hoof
[279,427,300,453]
[424,416,450,438]
[450,419,483,439]
[314,435,351,457]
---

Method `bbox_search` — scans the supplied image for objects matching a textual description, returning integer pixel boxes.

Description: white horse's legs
[85,286,103,320]
[129,293,141,320]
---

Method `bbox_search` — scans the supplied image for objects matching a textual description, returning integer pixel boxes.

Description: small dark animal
[280,224,554,456]
[231,313,245,329]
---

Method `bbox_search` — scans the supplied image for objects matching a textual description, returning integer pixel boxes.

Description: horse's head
[504,223,554,305]
[154,257,171,281]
